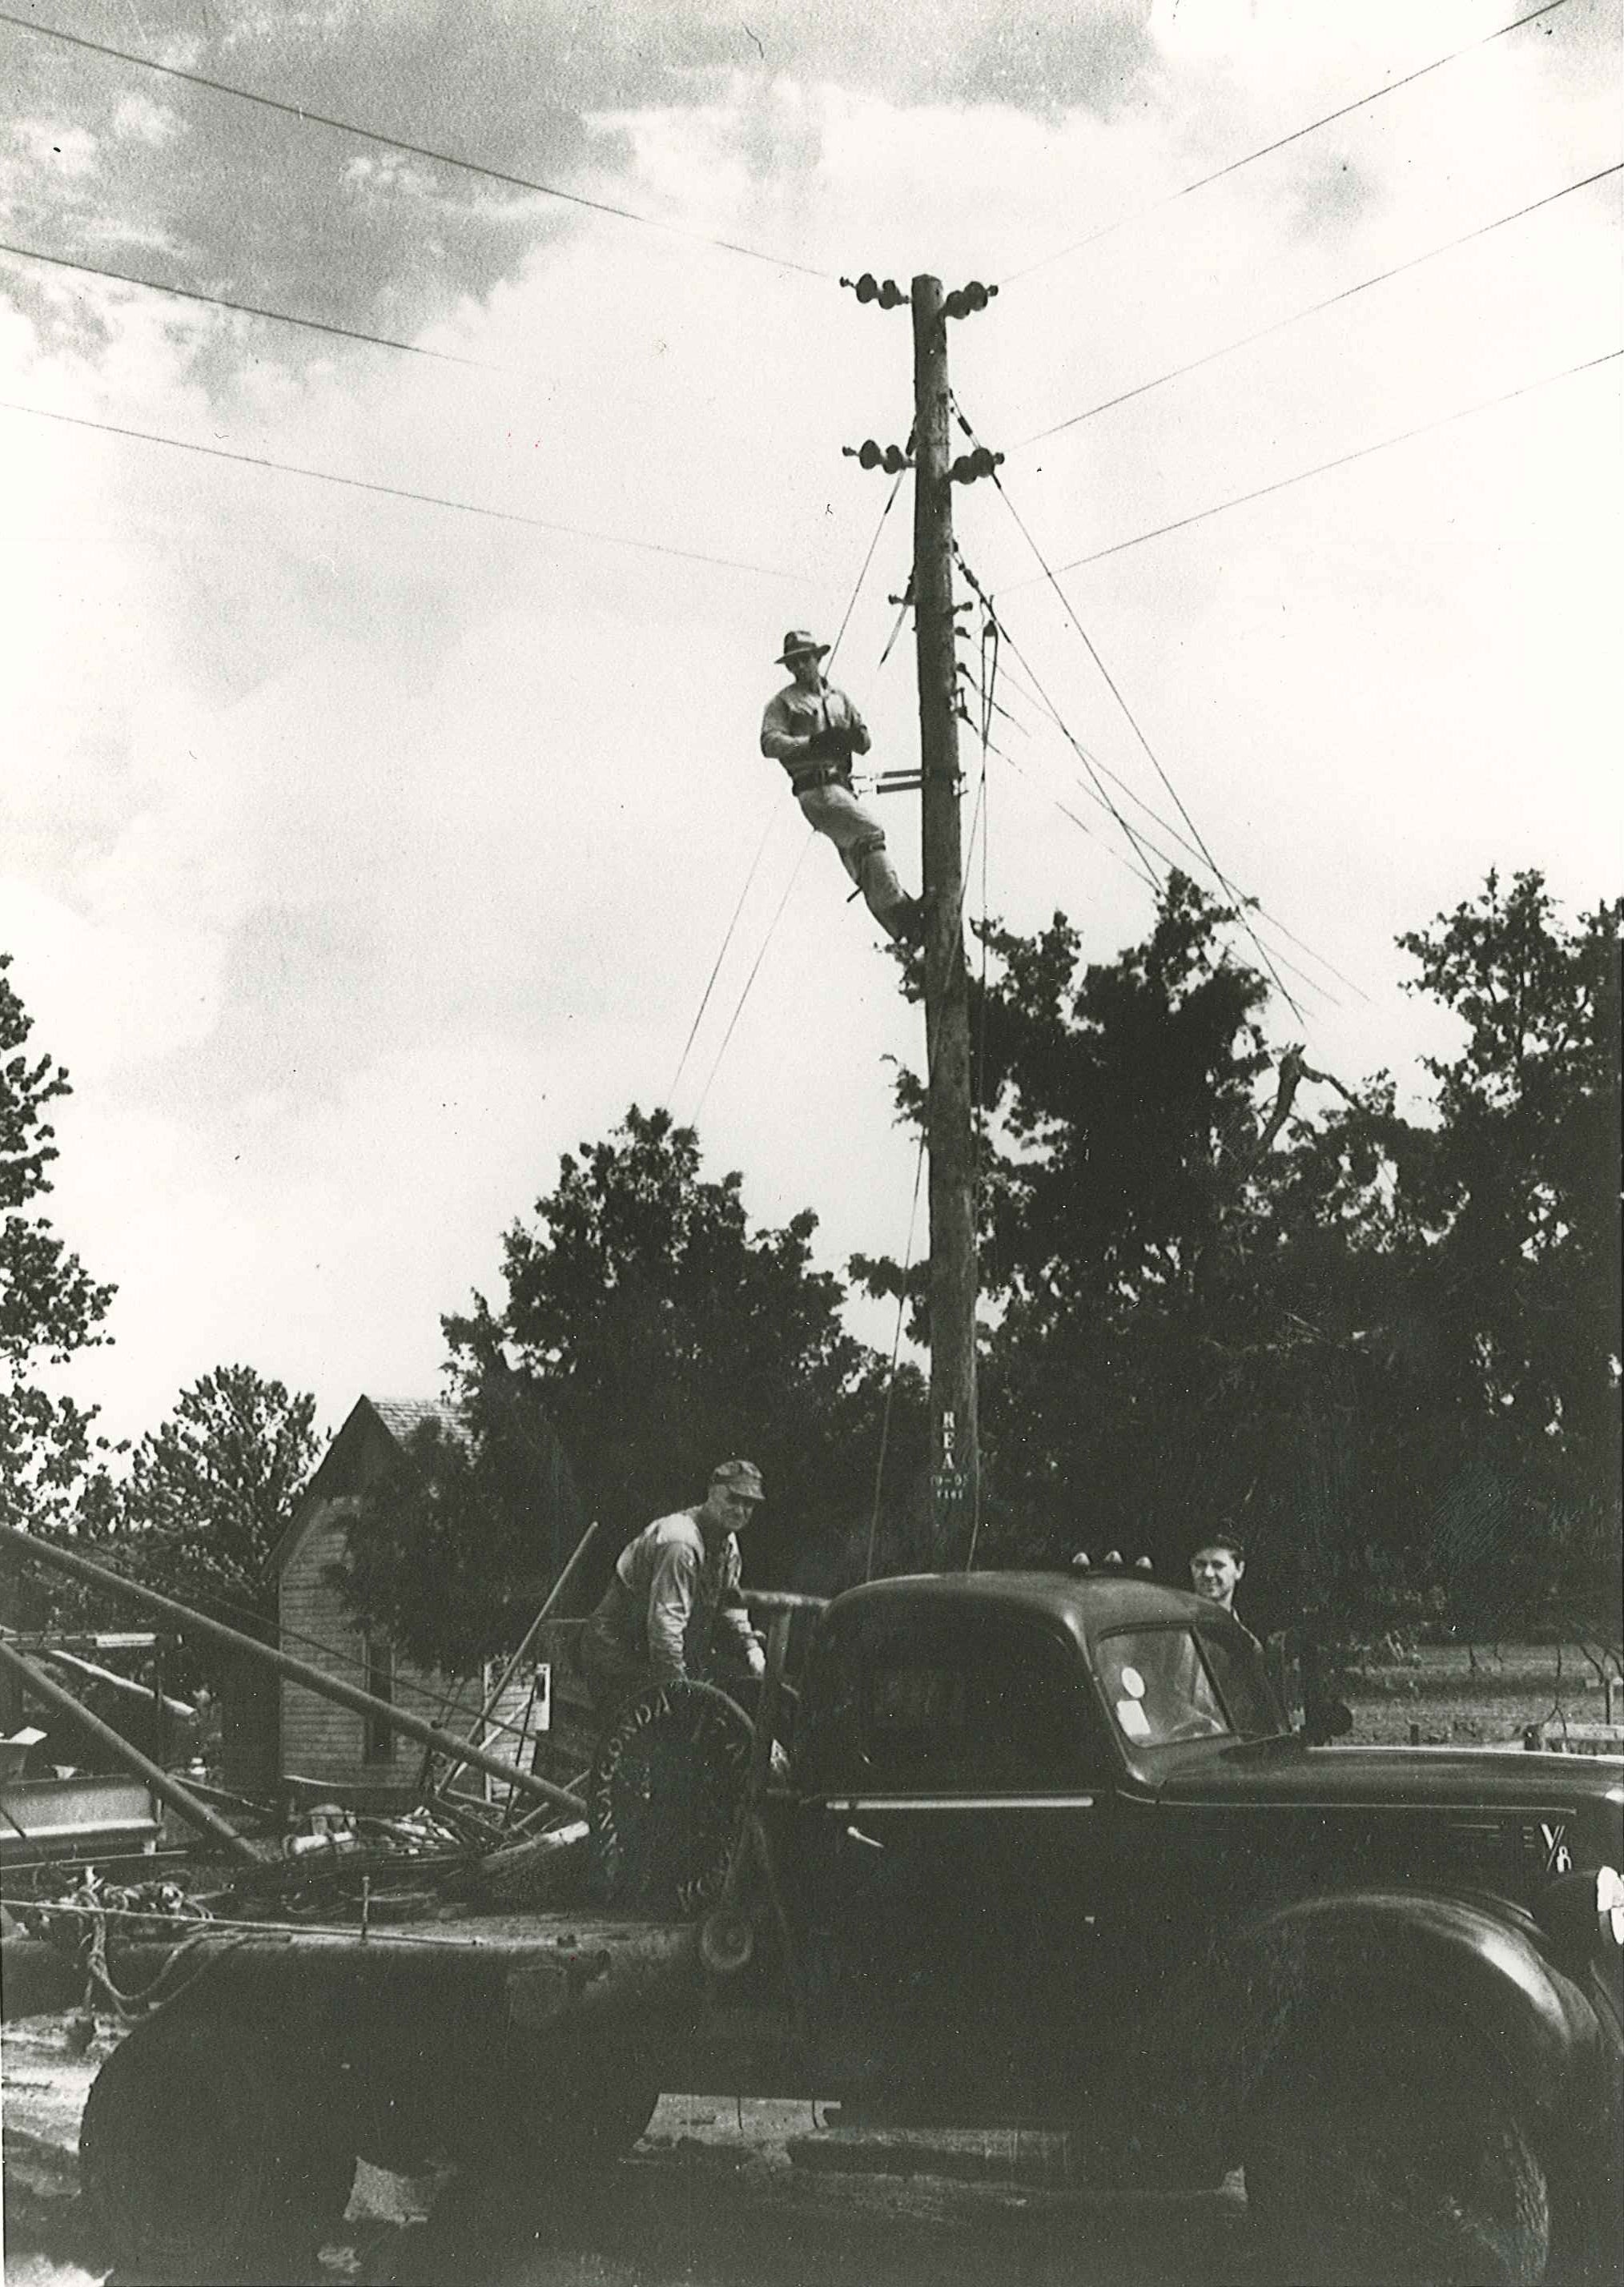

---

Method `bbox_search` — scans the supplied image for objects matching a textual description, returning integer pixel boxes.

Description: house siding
[278,1494,459,1805]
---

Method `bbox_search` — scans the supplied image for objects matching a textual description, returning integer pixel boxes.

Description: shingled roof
[267,1393,468,1578]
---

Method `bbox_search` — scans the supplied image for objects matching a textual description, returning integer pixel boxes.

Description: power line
[0,396,804,583]
[0,8,831,283]
[991,647,1365,1002]
[998,0,1574,288]
[1017,346,1624,581]
[1014,159,1622,451]
[964,416,1307,1023]
[956,542,1163,893]
[0,236,504,371]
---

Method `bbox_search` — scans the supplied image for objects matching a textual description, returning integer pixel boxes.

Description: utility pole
[843,267,998,1565]
[912,272,977,1562]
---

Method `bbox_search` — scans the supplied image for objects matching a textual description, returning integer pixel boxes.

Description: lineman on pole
[761,629,921,945]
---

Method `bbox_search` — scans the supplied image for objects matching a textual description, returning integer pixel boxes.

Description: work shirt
[760,680,872,779]
[609,1509,763,1682]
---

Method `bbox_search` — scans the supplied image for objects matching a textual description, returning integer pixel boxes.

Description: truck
[37,1567,1624,2285]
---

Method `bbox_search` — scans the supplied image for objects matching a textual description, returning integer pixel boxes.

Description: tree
[340,1107,927,1674]
[332,1372,588,1679]
[0,952,115,1529]
[106,1365,323,1626]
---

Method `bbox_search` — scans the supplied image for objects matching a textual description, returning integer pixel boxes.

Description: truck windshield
[1096,1628,1276,1748]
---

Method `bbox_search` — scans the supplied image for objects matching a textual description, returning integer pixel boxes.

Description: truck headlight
[1598,1866,1624,1948]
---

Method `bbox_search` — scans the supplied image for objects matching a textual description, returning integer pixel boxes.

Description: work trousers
[797,782,908,937]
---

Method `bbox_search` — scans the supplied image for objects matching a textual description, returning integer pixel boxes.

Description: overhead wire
[997,0,1574,288]
[0,8,832,283]
[955,540,1163,898]
[0,397,803,583]
[1012,159,1622,452]
[967,390,1358,1020]
[0,237,504,372]
[1017,346,1624,581]
[990,649,1366,1002]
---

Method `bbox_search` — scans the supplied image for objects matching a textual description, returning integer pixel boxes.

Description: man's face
[790,652,822,690]
[1191,1546,1244,1608]
[706,1487,762,1533]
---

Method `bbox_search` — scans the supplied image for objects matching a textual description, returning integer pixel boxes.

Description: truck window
[1096,1629,1229,1746]
[849,1613,1092,1791]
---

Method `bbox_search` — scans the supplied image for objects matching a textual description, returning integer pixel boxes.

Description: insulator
[855,271,878,303]
[1103,1549,1124,1567]
[858,439,883,470]
[1135,1555,1153,1572]
[877,279,908,309]
[881,444,910,474]
[1071,1551,1091,1569]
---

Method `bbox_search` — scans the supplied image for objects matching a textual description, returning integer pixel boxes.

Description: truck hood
[1155,1740,1624,1822]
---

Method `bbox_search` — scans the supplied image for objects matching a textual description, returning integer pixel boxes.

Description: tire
[80,2007,354,2281]
[1243,2012,1551,2286]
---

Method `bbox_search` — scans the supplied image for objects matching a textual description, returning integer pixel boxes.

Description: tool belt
[790,760,853,796]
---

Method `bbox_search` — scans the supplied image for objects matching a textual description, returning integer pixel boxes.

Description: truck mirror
[1301,1694,1353,1745]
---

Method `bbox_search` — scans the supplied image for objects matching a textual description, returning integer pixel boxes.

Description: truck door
[790,1601,1112,2111]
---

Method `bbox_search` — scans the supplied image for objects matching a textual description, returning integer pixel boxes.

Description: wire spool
[588,1678,754,1916]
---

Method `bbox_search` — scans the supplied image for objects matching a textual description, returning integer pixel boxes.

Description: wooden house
[269,1393,593,1812]
[269,1396,475,1808]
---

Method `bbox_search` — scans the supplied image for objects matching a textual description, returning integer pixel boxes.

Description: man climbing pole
[761,629,921,944]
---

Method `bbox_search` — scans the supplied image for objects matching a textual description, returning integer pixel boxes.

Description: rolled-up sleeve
[646,1541,701,1678]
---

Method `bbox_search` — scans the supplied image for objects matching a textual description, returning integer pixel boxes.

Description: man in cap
[761,631,920,943]
[581,1461,769,1720]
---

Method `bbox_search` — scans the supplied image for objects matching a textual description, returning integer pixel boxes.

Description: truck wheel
[1243,2013,1550,2285]
[80,2008,354,2281]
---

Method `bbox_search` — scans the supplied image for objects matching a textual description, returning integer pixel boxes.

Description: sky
[2,0,1620,1461]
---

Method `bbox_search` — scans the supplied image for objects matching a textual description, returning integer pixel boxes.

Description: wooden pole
[911,273,979,1562]
[0,1528,585,1820]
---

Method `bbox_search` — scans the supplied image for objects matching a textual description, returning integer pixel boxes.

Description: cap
[777,629,830,665]
[711,1457,766,1501]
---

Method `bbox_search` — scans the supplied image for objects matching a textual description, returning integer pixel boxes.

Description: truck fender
[1188,1888,1610,2144]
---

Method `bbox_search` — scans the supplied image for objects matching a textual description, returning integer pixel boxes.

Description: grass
[1341,1642,1622,1747]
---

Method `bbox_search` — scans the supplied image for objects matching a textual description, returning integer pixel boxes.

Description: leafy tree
[340,1107,927,1674]
[0,953,115,1530]
[106,1365,323,1626]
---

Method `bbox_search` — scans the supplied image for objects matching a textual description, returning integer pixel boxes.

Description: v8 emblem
[1540,1821,1572,1875]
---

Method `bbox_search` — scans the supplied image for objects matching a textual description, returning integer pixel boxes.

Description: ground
[1341,1641,1619,1746]
[2,2014,1252,2286]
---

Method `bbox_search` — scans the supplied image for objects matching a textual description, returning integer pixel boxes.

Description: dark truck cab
[71,1569,1624,2285]
[766,1571,1624,2281]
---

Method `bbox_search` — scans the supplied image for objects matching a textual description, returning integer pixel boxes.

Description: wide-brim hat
[777,629,830,665]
